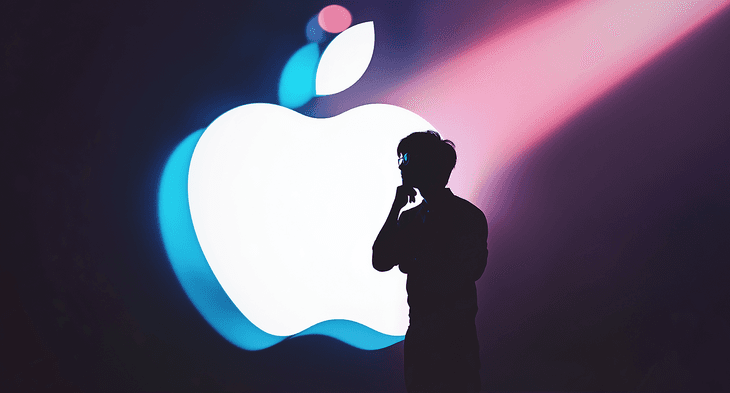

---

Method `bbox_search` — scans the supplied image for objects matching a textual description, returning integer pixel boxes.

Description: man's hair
[397,130,457,186]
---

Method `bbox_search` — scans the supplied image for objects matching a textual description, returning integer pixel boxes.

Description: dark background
[3,0,729,391]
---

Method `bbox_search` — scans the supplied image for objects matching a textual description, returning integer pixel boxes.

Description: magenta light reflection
[319,5,352,34]
[378,0,729,219]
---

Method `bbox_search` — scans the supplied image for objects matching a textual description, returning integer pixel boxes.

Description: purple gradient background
[4,0,729,391]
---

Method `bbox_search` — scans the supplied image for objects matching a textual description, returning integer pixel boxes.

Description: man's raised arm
[372,185,414,272]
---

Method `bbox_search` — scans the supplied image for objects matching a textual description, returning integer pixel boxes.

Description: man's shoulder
[450,193,486,221]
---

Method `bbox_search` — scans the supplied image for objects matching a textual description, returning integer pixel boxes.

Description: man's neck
[420,187,450,206]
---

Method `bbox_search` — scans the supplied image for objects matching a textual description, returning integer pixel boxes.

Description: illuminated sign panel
[159,11,433,350]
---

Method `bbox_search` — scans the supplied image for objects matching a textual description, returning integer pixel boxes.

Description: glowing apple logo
[158,6,436,350]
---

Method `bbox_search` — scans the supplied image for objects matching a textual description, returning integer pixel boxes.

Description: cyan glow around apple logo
[158,15,437,350]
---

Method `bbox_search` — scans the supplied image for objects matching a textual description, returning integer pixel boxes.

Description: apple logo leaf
[315,21,375,96]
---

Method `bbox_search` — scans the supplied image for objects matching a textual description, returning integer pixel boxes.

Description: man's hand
[394,184,417,210]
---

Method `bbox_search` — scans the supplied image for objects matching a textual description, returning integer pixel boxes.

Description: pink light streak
[379,0,729,219]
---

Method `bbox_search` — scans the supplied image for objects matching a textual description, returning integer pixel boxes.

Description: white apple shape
[188,102,434,337]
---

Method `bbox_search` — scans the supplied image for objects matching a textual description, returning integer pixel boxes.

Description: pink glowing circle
[318,5,352,34]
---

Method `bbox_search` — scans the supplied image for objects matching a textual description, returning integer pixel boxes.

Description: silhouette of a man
[373,131,488,393]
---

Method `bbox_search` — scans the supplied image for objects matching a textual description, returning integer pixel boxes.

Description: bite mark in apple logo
[158,6,438,351]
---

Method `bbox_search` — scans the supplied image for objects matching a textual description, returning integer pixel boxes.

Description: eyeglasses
[398,153,409,168]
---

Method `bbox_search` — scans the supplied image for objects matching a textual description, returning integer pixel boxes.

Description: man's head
[397,130,457,189]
